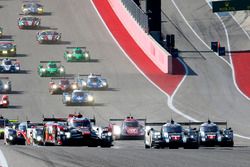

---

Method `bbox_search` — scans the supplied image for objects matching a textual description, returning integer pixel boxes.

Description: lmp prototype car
[0,77,11,93]
[145,120,184,149]
[0,40,16,56]
[0,27,2,38]
[109,116,145,140]
[37,61,65,77]
[18,16,41,29]
[0,58,20,73]
[0,95,9,108]
[0,117,18,139]
[199,120,234,147]
[62,90,94,106]
[21,2,44,15]
[36,30,61,44]
[64,47,90,62]
[48,77,78,94]
[76,74,108,90]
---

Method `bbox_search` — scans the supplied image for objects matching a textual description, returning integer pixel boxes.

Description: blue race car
[62,90,94,106]
[76,73,108,90]
[0,58,20,73]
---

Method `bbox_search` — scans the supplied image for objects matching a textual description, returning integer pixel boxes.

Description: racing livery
[36,30,61,44]
[0,58,20,73]
[64,47,90,62]
[18,16,41,29]
[62,90,94,106]
[21,2,44,15]
[109,116,145,140]
[0,117,18,139]
[0,95,9,108]
[49,77,78,94]
[76,74,108,90]
[37,61,65,77]
[0,77,11,93]
[0,40,16,56]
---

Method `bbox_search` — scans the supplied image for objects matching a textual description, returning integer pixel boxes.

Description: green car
[64,47,90,62]
[37,61,65,77]
[0,27,2,38]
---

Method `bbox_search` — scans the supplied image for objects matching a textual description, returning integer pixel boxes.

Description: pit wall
[108,0,172,73]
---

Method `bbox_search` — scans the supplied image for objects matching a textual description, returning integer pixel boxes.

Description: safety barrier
[108,0,172,73]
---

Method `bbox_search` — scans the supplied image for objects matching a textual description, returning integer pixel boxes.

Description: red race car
[109,116,146,140]
[0,95,9,107]
[48,77,78,95]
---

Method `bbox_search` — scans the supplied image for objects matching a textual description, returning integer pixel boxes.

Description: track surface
[0,0,250,166]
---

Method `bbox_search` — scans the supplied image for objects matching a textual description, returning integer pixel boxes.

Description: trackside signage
[212,0,250,12]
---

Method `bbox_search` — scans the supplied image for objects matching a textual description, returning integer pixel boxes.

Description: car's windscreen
[164,126,183,133]
[36,129,43,135]
[73,120,90,127]
[22,17,34,21]
[0,119,8,127]
[48,64,57,68]
[200,125,218,133]
[73,92,84,96]
[89,78,99,83]
[46,31,58,36]
[60,80,69,85]
[124,121,139,127]
[4,60,12,65]
[75,50,82,54]
[0,43,13,50]
[18,125,26,131]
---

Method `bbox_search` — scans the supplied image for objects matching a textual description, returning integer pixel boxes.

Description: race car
[48,77,78,94]
[0,116,18,139]
[0,77,11,93]
[109,116,145,140]
[62,90,94,106]
[0,58,20,73]
[37,61,65,77]
[4,121,27,145]
[21,2,44,15]
[18,16,41,29]
[0,40,16,56]
[0,95,9,108]
[64,47,90,62]
[76,73,108,90]
[0,27,2,38]
[66,113,112,147]
[30,127,44,145]
[144,120,184,149]
[36,30,61,44]
[199,120,234,147]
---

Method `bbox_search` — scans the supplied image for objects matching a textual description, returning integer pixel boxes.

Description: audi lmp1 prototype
[62,90,94,106]
[21,2,44,15]
[0,27,2,38]
[109,116,145,140]
[0,40,16,57]
[0,58,20,73]
[76,73,108,90]
[0,77,11,93]
[18,16,41,29]
[37,61,65,77]
[64,47,90,62]
[36,30,61,44]
[48,77,78,94]
[199,120,234,147]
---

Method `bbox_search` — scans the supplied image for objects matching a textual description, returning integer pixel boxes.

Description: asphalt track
[0,0,250,166]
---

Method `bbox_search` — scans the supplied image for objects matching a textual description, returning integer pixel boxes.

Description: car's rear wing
[0,77,9,80]
[68,114,96,125]
[66,47,86,49]
[0,39,14,42]
[43,118,67,122]
[50,77,74,80]
[77,74,102,77]
[40,61,61,63]
[145,121,228,127]
[110,118,146,122]
[0,59,17,61]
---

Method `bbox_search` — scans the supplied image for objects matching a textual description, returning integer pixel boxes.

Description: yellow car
[21,3,44,15]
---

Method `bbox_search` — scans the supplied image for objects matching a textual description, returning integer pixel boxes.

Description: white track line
[91,0,250,139]
[0,149,8,167]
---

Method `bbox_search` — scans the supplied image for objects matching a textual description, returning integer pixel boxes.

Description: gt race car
[76,74,108,90]
[36,30,61,44]
[21,2,44,15]
[49,77,78,94]
[62,90,94,106]
[0,77,11,93]
[64,47,90,62]
[109,116,145,140]
[0,58,20,73]
[37,61,65,77]
[18,16,41,29]
[0,40,16,57]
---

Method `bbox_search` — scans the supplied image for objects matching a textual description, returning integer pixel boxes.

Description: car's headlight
[36,21,40,26]
[87,95,94,102]
[52,84,57,89]
[190,135,194,138]
[10,48,15,52]
[113,126,121,135]
[65,96,71,101]
[82,81,87,86]
[65,132,71,138]
[85,53,89,57]
[2,100,7,104]
[107,132,112,136]
[15,66,20,70]
[102,82,107,86]
[2,50,7,54]
[71,84,77,89]
[56,36,60,40]
[37,136,42,141]
[68,54,72,58]
[59,131,65,135]
[38,8,43,11]
[59,67,64,72]
[9,136,13,140]
[3,84,9,89]
[41,68,46,72]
